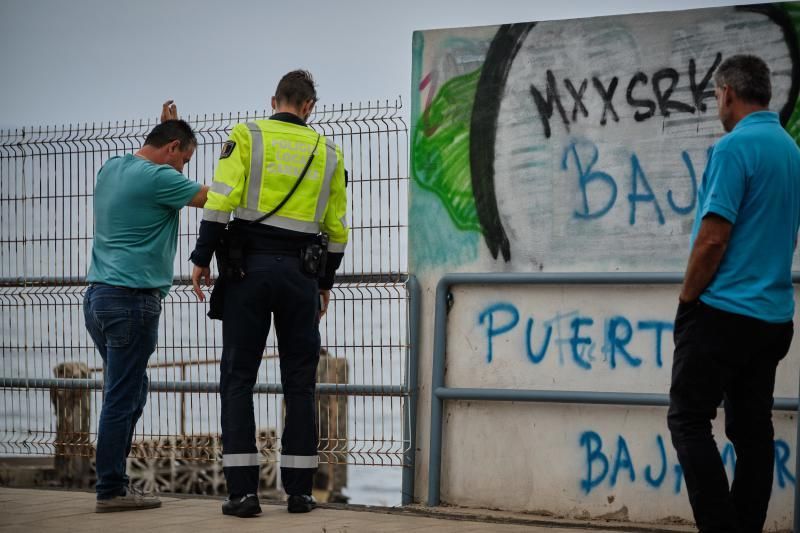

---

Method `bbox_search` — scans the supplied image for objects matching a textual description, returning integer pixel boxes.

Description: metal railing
[0,99,417,505]
[426,272,800,528]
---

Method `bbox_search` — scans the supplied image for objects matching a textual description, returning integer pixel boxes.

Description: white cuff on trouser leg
[280,454,319,469]
[222,453,261,467]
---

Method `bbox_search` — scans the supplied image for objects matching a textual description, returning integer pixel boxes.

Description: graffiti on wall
[578,430,795,495]
[478,302,673,370]
[410,4,800,271]
[465,295,799,504]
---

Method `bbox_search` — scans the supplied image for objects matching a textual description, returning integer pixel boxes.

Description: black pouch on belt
[207,223,245,320]
[300,233,328,277]
[207,274,226,320]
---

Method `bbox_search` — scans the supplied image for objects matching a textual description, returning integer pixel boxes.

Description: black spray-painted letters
[529,53,723,138]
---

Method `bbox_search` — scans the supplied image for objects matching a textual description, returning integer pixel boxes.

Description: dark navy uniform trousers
[220,252,320,498]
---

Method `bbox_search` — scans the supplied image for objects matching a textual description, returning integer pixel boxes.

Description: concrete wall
[410,3,800,528]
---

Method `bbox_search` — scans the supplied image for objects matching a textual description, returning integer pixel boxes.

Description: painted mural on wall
[410,3,800,273]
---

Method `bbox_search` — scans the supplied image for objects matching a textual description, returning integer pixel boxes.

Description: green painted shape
[409,180,480,272]
[783,2,800,145]
[410,32,482,271]
[411,68,482,233]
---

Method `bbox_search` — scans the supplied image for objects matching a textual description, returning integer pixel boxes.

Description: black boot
[222,494,261,517]
[287,494,317,513]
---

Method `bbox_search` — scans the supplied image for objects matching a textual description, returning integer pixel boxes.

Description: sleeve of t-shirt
[699,148,746,224]
[154,166,202,209]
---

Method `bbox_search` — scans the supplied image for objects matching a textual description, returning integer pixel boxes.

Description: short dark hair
[275,70,317,107]
[144,120,197,151]
[714,54,771,106]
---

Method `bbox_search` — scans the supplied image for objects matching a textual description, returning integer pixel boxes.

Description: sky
[0,0,758,129]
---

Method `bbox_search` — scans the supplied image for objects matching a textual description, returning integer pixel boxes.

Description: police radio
[301,233,328,277]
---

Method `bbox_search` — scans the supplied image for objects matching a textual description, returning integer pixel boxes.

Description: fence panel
[0,101,411,505]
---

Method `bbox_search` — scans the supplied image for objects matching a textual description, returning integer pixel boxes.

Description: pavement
[0,487,687,533]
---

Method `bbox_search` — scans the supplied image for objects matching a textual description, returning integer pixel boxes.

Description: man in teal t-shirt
[88,151,202,296]
[668,56,800,532]
[85,103,208,513]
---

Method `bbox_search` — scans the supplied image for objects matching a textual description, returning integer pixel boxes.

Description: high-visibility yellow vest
[203,119,348,253]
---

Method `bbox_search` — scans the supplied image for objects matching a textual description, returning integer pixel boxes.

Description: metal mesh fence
[0,100,411,502]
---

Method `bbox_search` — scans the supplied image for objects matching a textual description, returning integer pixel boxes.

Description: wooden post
[50,362,92,487]
[315,348,349,502]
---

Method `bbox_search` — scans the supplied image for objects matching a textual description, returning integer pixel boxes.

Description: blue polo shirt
[691,111,800,323]
[87,154,201,297]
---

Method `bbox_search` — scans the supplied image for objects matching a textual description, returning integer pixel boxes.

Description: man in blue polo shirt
[85,102,208,513]
[668,55,800,532]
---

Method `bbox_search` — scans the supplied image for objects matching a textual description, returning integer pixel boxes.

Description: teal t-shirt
[87,154,201,297]
[691,111,800,322]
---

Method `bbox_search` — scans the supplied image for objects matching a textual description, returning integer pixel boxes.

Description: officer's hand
[161,100,178,122]
[192,265,212,301]
[319,289,330,318]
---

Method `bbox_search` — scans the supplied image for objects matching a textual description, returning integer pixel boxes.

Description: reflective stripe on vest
[234,207,320,233]
[203,208,231,223]
[328,241,346,253]
[210,181,234,196]
[244,122,264,210]
[313,139,338,222]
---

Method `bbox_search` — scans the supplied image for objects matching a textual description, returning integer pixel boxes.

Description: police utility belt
[216,225,328,279]
[209,133,326,320]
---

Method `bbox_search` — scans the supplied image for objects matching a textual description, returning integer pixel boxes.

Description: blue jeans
[83,283,161,500]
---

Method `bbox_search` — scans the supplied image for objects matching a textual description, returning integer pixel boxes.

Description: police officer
[189,70,348,517]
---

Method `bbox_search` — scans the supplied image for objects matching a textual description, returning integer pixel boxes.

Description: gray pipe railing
[0,377,405,396]
[0,273,409,288]
[426,272,800,532]
[401,274,421,505]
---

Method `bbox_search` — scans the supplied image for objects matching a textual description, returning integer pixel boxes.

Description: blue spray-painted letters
[578,430,795,495]
[477,301,673,370]
[580,431,609,493]
[562,139,707,224]
[479,303,519,363]
[604,316,642,369]
[563,140,617,220]
[570,317,594,370]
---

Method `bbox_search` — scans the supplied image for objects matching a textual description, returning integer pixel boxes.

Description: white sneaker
[95,488,161,513]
